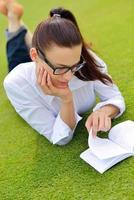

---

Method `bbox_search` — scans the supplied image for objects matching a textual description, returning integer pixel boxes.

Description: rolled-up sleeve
[93,80,125,118]
[52,112,82,145]
[3,77,82,146]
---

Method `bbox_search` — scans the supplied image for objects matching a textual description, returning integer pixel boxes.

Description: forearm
[98,104,120,118]
[60,96,76,130]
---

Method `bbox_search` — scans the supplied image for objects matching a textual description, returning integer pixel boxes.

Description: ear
[30,48,38,61]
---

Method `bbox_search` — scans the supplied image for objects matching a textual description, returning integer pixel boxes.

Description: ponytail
[49,7,80,32]
[32,7,112,84]
[49,7,112,84]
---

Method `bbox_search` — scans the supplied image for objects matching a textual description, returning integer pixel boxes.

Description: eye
[55,67,69,74]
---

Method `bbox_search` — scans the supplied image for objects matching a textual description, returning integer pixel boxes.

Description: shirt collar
[69,75,88,91]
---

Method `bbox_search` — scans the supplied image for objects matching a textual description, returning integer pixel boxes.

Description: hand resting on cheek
[36,67,73,103]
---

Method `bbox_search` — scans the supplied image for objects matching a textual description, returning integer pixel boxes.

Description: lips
[57,81,68,88]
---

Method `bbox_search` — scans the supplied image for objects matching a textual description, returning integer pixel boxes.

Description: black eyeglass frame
[36,47,86,75]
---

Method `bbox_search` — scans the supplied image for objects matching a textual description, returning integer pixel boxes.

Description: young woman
[1,1,125,145]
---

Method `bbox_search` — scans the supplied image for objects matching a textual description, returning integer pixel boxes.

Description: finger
[41,71,53,95]
[85,115,93,133]
[37,67,44,85]
[92,114,99,138]
[104,116,111,132]
[41,70,47,86]
[36,66,41,77]
[42,70,52,93]
[98,113,105,131]
[47,73,54,88]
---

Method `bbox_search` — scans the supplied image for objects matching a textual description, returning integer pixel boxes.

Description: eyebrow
[38,48,81,68]
[55,60,80,68]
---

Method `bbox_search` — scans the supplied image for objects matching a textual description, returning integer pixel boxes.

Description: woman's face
[36,44,82,89]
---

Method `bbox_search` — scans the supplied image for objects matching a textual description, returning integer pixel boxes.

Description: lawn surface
[0,0,134,199]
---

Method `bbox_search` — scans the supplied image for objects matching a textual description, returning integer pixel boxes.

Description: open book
[80,120,134,174]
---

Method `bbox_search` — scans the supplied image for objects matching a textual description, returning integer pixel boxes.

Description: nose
[63,69,73,81]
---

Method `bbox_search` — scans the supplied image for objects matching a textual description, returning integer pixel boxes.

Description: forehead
[44,44,82,65]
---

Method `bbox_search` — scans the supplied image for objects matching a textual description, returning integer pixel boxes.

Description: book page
[80,148,132,174]
[88,129,128,159]
[109,120,134,153]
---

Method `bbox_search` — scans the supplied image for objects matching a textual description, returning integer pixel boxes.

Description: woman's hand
[85,104,120,137]
[85,109,112,138]
[37,67,72,103]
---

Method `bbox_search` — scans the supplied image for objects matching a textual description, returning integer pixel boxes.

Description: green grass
[0,0,134,199]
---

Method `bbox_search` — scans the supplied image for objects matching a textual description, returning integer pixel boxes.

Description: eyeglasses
[36,48,86,75]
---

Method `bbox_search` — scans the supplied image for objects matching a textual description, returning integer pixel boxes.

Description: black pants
[6,27,31,72]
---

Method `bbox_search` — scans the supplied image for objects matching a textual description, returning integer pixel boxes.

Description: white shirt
[3,53,125,145]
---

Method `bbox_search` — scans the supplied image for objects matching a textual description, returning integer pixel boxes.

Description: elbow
[53,141,70,146]
[51,134,73,146]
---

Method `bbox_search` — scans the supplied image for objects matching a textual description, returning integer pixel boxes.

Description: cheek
[50,73,59,80]
[49,73,63,82]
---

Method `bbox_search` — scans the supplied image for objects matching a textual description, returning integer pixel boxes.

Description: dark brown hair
[32,7,112,84]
